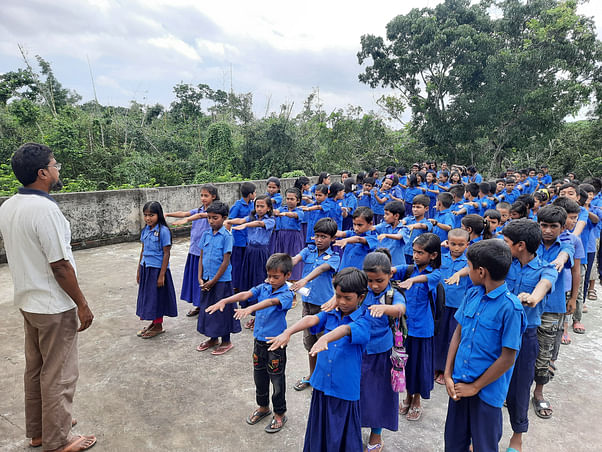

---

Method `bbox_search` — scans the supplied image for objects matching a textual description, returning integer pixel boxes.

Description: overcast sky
[1,0,601,121]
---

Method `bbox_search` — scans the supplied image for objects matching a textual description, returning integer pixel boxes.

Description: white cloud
[148,35,201,61]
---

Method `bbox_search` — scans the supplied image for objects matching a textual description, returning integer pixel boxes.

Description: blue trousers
[444,395,502,452]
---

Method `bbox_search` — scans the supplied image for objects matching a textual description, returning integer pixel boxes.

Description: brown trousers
[21,308,79,450]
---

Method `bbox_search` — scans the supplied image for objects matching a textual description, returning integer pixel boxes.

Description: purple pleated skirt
[239,244,269,304]
[136,265,178,320]
[303,389,362,452]
[231,246,246,291]
[273,229,304,279]
[269,230,279,255]
[360,351,399,431]
[197,281,241,338]
[302,223,309,243]
[342,215,354,231]
[405,335,434,399]
[180,253,200,306]
[434,306,458,372]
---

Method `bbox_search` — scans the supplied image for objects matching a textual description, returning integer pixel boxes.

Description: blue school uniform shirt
[305,202,329,243]
[321,197,343,229]
[538,236,575,314]
[433,208,455,243]
[277,206,304,231]
[301,190,313,225]
[477,195,494,216]
[356,189,372,208]
[309,307,371,401]
[268,192,282,210]
[371,189,390,216]
[374,222,405,266]
[393,264,440,337]
[453,283,526,408]
[404,186,423,205]
[363,284,405,355]
[339,230,378,270]
[299,246,340,306]
[425,183,438,208]
[246,214,275,246]
[342,192,358,216]
[140,224,172,268]
[229,199,253,248]
[402,216,434,257]
[500,189,520,205]
[440,252,471,309]
[542,174,552,185]
[438,181,451,190]
[561,231,584,294]
[249,282,293,341]
[199,226,233,282]
[188,207,210,256]
[505,256,557,327]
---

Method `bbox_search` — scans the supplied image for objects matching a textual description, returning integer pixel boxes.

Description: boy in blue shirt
[357,176,375,208]
[335,206,378,270]
[289,218,340,391]
[498,177,520,205]
[444,240,527,452]
[374,200,406,266]
[400,194,434,263]
[229,182,256,291]
[502,219,557,452]
[430,192,455,244]
[267,268,371,452]
[206,253,294,434]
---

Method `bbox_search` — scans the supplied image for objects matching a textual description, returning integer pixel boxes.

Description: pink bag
[390,319,408,393]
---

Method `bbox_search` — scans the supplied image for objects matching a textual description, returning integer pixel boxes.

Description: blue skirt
[434,306,458,372]
[405,336,434,399]
[342,215,353,231]
[239,244,269,298]
[360,351,399,431]
[136,265,178,320]
[231,246,246,291]
[373,213,384,225]
[273,229,305,280]
[197,281,241,338]
[303,389,362,452]
[269,230,279,255]
[302,223,309,243]
[180,253,200,306]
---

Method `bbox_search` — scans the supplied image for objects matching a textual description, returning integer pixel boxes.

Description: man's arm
[50,260,94,332]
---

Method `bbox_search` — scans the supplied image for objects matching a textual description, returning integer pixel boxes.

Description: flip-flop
[136,325,153,337]
[211,343,233,355]
[561,333,571,345]
[141,328,165,339]
[366,442,384,452]
[196,340,218,352]
[572,322,586,334]
[186,307,200,317]
[264,415,287,433]
[246,409,272,425]
[532,397,553,419]
[30,420,78,447]
[399,400,410,415]
[406,406,422,421]
[55,435,97,452]
[293,378,311,391]
[434,374,445,385]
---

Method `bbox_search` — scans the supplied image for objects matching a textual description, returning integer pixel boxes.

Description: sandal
[186,307,200,317]
[587,287,597,301]
[293,378,311,391]
[140,326,165,339]
[434,374,445,385]
[136,324,153,337]
[30,420,78,447]
[399,400,410,415]
[561,333,571,345]
[406,406,422,421]
[196,340,218,352]
[366,442,384,452]
[54,435,97,452]
[211,343,233,355]
[532,397,553,419]
[264,415,287,433]
[572,321,586,334]
[246,409,271,425]
[244,318,255,329]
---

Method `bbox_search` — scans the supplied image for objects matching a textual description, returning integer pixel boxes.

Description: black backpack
[393,264,446,336]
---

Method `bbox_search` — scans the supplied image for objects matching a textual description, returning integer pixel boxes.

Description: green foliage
[0,163,21,196]
[281,170,306,178]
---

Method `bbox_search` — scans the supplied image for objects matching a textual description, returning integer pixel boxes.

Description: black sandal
[246,409,271,425]
[293,378,311,391]
[265,415,287,433]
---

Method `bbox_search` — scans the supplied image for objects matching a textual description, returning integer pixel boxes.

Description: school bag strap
[384,287,408,339]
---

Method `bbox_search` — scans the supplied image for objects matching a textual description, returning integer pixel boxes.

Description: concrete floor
[1,237,601,451]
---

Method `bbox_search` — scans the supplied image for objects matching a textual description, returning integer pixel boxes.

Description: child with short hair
[498,177,520,205]
[496,201,511,228]
[335,206,378,270]
[430,192,455,244]
[195,201,241,355]
[372,176,394,224]
[400,194,434,264]
[229,182,256,292]
[375,200,406,266]
[509,201,529,220]
[342,178,358,231]
[206,253,294,433]
[357,176,375,208]
[502,219,557,451]
[327,182,346,229]
[444,240,527,452]
[290,218,340,391]
[404,174,424,217]
[303,184,331,244]
[424,171,440,218]
[136,201,178,338]
[272,188,305,280]
[267,268,371,451]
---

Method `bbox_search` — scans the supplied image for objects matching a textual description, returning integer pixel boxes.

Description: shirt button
[464,360,467,363]
[329,360,332,363]
[462,374,467,379]
[477,313,480,316]
[472,328,475,331]
[327,374,330,377]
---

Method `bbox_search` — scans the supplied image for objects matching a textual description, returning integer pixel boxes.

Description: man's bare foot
[45,435,96,452]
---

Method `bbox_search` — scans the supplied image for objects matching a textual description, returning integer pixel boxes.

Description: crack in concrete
[0,413,24,432]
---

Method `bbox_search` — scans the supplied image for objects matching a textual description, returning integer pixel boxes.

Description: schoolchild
[207,254,294,433]
[311,172,332,195]
[434,229,471,385]
[368,168,381,187]
[494,178,506,199]
[195,201,241,355]
[577,183,601,310]
[290,218,340,392]
[228,195,276,329]
[496,201,511,228]
[437,171,451,192]
[266,176,283,210]
[355,171,366,196]
[461,214,492,244]
[342,178,358,231]
[541,165,553,185]
[477,182,495,215]
[449,185,467,228]
[394,233,442,421]
[327,182,346,229]
[357,176,375,208]
[497,177,520,205]
[360,250,406,451]
[509,201,529,220]
[335,206,379,270]
[452,183,480,223]
[430,192,455,244]
[404,174,424,217]
[443,240,526,452]
[341,171,352,182]
[229,182,256,292]
[166,184,217,316]
[272,188,305,280]
[483,209,503,237]
[449,171,462,186]
[267,268,371,452]
[303,184,330,244]
[423,171,440,218]
[400,194,434,264]
[501,219,557,451]
[372,176,394,224]
[374,200,406,266]
[295,176,313,240]
[136,201,178,338]
[395,167,408,200]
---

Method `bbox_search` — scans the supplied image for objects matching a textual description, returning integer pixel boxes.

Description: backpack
[394,264,446,336]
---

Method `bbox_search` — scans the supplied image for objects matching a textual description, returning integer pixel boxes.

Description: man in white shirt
[0,143,96,452]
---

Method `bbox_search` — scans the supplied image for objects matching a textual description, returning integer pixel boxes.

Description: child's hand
[233,307,252,320]
[441,240,449,248]
[232,224,247,231]
[428,219,437,225]
[454,382,478,399]
[201,279,215,291]
[518,292,538,307]
[172,218,188,226]
[445,375,459,401]
[301,206,310,211]
[398,278,414,290]
[267,332,291,350]
[444,273,461,285]
[136,268,140,284]
[309,336,329,356]
[377,233,387,241]
[334,239,347,248]
[452,211,460,216]
[321,298,338,312]
[206,301,225,314]
[566,297,576,314]
[290,279,307,292]
[550,257,565,272]
[368,304,388,318]
[157,274,165,287]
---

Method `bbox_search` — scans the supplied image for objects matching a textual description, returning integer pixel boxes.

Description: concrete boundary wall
[0,176,334,263]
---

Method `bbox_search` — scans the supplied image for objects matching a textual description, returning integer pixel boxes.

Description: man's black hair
[502,219,542,254]
[11,142,53,186]
[466,240,512,281]
[538,205,568,226]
